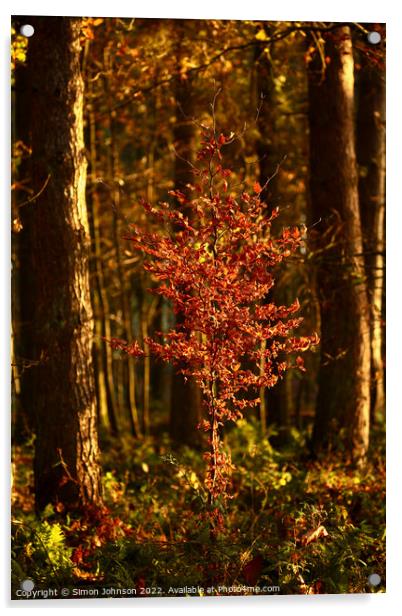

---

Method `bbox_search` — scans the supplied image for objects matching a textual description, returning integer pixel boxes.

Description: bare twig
[17,174,51,209]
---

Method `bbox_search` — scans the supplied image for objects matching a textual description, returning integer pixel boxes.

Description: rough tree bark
[307,26,371,460]
[356,44,386,421]
[27,17,102,510]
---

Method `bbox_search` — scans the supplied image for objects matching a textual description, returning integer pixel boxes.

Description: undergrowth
[11,419,385,598]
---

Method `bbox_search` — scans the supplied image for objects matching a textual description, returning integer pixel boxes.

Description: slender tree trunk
[27,17,102,510]
[308,26,371,461]
[356,49,386,422]
[160,298,173,418]
[141,297,158,435]
[87,85,119,435]
[103,46,142,438]
[259,338,267,434]
[255,36,279,201]
[169,24,203,447]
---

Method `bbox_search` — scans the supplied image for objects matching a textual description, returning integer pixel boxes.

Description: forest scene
[11,16,385,599]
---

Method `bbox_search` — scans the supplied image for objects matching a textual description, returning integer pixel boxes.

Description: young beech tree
[110,128,318,513]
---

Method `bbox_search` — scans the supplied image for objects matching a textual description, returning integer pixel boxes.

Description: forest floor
[11,419,385,598]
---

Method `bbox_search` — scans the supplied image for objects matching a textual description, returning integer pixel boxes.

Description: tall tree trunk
[27,17,102,510]
[307,26,371,461]
[254,37,289,436]
[169,23,203,447]
[356,47,386,422]
[255,35,279,202]
[12,51,34,441]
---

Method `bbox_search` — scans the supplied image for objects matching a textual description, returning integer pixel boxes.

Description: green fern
[32,521,73,580]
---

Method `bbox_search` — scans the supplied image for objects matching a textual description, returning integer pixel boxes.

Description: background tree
[307,26,371,460]
[169,21,203,446]
[12,25,33,441]
[355,29,386,422]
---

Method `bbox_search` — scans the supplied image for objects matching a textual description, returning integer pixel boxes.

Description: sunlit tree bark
[308,26,371,460]
[27,17,102,509]
[356,44,386,422]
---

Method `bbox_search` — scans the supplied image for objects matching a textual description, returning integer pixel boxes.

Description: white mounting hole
[20,24,35,38]
[21,579,35,592]
[368,573,381,586]
[367,31,381,45]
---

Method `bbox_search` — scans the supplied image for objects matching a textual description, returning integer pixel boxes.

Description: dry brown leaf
[301,524,329,546]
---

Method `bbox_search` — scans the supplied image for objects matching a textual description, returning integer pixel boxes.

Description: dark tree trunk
[26,17,102,510]
[356,45,386,422]
[254,36,289,437]
[307,26,371,461]
[255,35,279,202]
[12,53,33,441]
[169,23,203,447]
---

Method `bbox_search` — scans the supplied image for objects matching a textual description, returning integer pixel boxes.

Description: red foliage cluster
[69,504,132,568]
[110,126,318,510]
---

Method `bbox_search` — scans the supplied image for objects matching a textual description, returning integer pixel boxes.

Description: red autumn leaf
[136,577,146,592]
[312,580,325,594]
[296,356,307,372]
